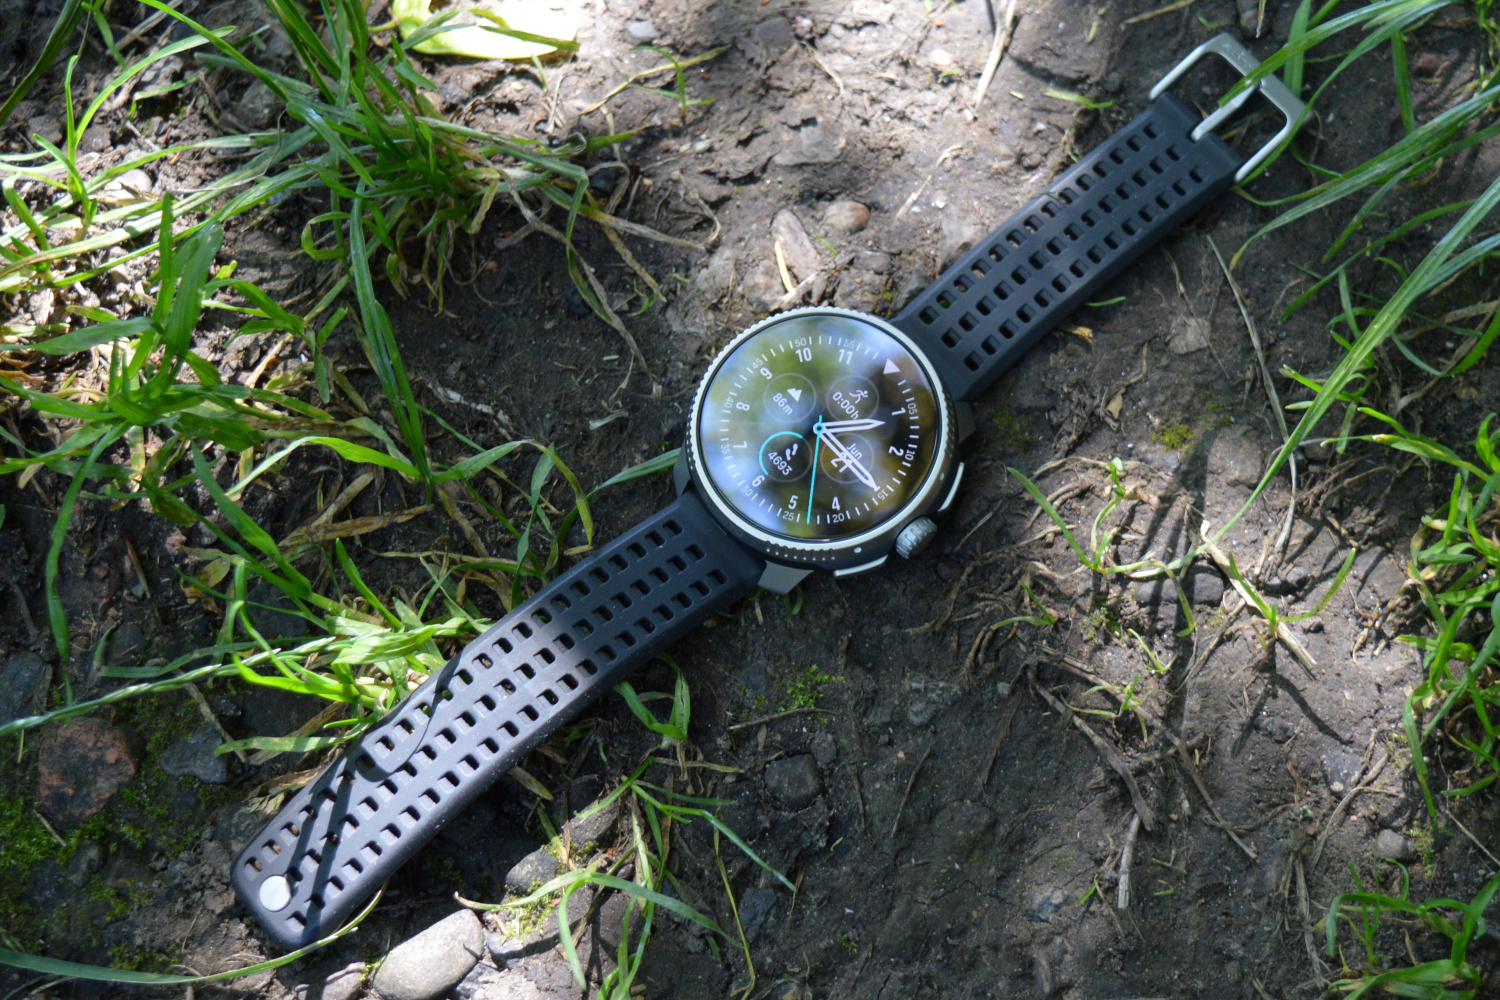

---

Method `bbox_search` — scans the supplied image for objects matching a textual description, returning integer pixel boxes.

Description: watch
[232,33,1303,949]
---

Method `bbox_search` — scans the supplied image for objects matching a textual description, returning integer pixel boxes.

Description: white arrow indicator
[787,387,802,401]
[883,358,900,374]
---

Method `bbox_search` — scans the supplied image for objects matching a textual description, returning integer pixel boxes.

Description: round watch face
[696,311,942,542]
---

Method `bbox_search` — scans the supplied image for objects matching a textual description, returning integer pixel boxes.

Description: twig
[974,696,1020,790]
[799,39,845,99]
[33,809,66,847]
[1199,533,1317,673]
[1176,745,1258,860]
[1124,0,1201,24]
[1295,854,1329,985]
[1116,812,1143,910]
[1309,736,1382,870]
[726,707,835,733]
[1029,665,1156,831]
[1444,807,1500,870]
[896,144,964,219]
[889,744,934,840]
[970,0,1019,113]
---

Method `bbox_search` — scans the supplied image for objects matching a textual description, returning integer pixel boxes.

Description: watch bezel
[686,306,956,569]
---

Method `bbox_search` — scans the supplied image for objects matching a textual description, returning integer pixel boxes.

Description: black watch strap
[232,491,763,949]
[893,92,1243,403]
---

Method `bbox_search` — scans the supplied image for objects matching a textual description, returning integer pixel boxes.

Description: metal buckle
[1148,33,1306,184]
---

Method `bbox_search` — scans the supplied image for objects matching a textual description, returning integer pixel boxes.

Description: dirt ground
[3,0,1500,998]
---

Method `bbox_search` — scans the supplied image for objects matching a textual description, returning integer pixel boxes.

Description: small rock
[78,125,111,153]
[105,622,145,667]
[233,79,283,129]
[1190,571,1226,607]
[771,209,821,280]
[0,651,50,725]
[939,215,979,266]
[832,268,882,313]
[1030,887,1067,922]
[1020,150,1043,170]
[247,582,307,640]
[1255,713,1296,744]
[1375,829,1415,861]
[811,731,837,766]
[316,961,366,1000]
[824,200,870,235]
[925,46,955,69]
[625,19,658,42]
[738,887,778,944]
[37,718,137,827]
[1133,577,1178,607]
[27,114,62,144]
[564,796,619,850]
[372,909,485,1000]
[772,123,845,166]
[696,247,736,302]
[1323,749,1362,791]
[854,250,890,273]
[1208,427,1269,490]
[504,845,559,894]
[66,841,106,886]
[160,725,228,785]
[992,141,1016,166]
[451,963,514,1000]
[906,698,938,727]
[764,755,822,809]
[1167,314,1211,354]
[741,259,786,311]
[213,802,265,852]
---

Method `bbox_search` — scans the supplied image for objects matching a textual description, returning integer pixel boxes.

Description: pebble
[823,200,870,235]
[907,698,939,727]
[504,845,559,894]
[78,125,111,153]
[563,795,619,850]
[764,755,822,810]
[66,841,106,886]
[0,651,50,725]
[1375,829,1415,862]
[372,909,485,1000]
[695,247,736,302]
[939,216,980,266]
[317,961,366,1000]
[1167,314,1210,354]
[811,731,837,766]
[1207,427,1270,490]
[1029,887,1067,923]
[740,259,785,311]
[233,79,283,129]
[737,887,778,944]
[159,725,228,784]
[37,718,137,827]
[771,209,821,280]
[625,19,658,41]
[853,250,890,273]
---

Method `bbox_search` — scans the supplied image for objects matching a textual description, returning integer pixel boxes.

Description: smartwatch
[233,33,1303,949]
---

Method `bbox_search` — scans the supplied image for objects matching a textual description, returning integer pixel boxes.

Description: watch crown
[895,517,937,559]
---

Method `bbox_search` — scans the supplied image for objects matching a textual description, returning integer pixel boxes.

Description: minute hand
[817,428,878,489]
[819,417,887,433]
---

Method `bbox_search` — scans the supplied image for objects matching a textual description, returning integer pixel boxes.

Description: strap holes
[941,330,959,347]
[963,352,981,371]
[521,704,540,721]
[975,297,994,316]
[919,306,938,325]
[957,314,975,333]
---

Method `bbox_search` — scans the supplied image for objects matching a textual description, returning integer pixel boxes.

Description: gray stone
[1133,577,1178,607]
[78,125,111,153]
[1208,427,1270,490]
[1323,749,1362,791]
[564,796,619,850]
[1167,314,1211,354]
[907,697,938,727]
[504,846,558,894]
[159,725,228,784]
[247,582,308,640]
[213,802,265,852]
[738,887,778,944]
[1190,571,1226,606]
[106,622,145,667]
[1029,887,1067,922]
[741,259,785,311]
[372,909,484,1000]
[234,79,283,129]
[939,215,980,267]
[823,200,870,235]
[832,268,881,313]
[625,19,658,41]
[312,962,365,1000]
[66,841,106,886]
[771,123,845,166]
[853,250,890,272]
[27,114,62,144]
[452,963,533,999]
[771,210,821,280]
[695,247,736,302]
[0,651,49,725]
[764,755,822,809]
[811,731,837,766]
[1376,829,1415,861]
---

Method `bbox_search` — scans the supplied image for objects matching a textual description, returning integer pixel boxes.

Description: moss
[1153,423,1195,451]
[991,405,1037,451]
[837,934,858,954]
[780,665,843,713]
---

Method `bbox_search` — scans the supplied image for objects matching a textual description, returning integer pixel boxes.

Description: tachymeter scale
[698,314,940,541]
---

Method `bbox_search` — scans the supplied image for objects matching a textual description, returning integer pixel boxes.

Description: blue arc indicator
[757,430,806,476]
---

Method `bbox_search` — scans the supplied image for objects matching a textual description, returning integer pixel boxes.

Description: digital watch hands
[234,33,1304,949]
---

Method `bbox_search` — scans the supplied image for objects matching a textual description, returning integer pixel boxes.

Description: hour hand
[819,417,886,434]
[816,427,878,488]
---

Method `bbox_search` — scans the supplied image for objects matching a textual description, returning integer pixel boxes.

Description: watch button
[895,517,937,559]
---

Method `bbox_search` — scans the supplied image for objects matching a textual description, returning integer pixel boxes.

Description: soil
[2,0,1499,998]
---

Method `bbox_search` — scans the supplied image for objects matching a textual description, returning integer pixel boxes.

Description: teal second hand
[807,416,822,524]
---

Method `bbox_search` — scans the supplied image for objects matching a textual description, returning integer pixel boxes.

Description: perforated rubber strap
[232,492,763,949]
[893,92,1243,403]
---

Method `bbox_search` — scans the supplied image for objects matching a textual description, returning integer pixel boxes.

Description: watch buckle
[1149,33,1306,184]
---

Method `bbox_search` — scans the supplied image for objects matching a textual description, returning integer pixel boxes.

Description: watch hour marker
[883,358,900,374]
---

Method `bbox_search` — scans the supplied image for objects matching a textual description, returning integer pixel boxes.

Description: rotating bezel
[686,306,957,569]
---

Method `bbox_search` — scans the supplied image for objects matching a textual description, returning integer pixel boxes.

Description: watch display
[696,311,940,541]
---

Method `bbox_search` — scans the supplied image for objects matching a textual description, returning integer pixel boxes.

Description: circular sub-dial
[698,312,939,541]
